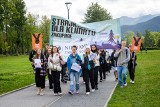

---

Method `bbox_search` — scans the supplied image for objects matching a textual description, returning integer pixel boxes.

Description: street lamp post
[65,2,72,19]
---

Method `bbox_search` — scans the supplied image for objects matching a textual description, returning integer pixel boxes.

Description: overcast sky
[24,0,160,22]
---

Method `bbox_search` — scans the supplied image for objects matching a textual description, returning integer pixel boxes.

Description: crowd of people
[29,40,137,96]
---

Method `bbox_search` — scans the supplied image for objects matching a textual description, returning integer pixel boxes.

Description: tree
[11,0,26,55]
[83,2,112,23]
[144,30,155,48]
[123,31,134,46]
[157,39,160,48]
[136,32,142,37]
[39,16,50,47]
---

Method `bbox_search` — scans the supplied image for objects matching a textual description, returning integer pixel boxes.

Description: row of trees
[0,0,50,55]
[1,1,159,55]
[123,31,160,49]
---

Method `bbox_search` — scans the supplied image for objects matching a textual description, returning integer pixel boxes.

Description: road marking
[104,82,118,107]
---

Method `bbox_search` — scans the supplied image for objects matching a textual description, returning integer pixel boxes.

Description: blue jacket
[67,53,82,75]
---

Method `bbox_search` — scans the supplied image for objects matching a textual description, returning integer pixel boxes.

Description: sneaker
[131,81,134,84]
[124,83,127,86]
[83,81,85,84]
[91,89,95,92]
[58,92,63,95]
[120,86,123,88]
[130,80,132,83]
[68,91,73,95]
[86,92,90,95]
[100,80,102,82]
[40,92,44,96]
[75,91,79,94]
[54,93,58,96]
[37,92,40,95]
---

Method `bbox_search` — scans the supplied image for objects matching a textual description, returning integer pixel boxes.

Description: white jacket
[48,53,62,72]
[95,54,100,67]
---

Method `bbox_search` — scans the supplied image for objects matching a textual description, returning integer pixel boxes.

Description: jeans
[69,70,80,92]
[117,66,128,86]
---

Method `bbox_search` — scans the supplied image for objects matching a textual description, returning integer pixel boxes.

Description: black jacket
[29,50,36,62]
[83,55,95,70]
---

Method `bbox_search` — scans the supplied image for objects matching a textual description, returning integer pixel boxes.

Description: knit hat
[86,45,91,49]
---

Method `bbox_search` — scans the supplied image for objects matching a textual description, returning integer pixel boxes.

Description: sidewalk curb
[0,83,35,97]
[104,82,118,107]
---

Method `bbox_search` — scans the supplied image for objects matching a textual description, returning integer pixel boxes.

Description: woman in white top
[48,46,62,96]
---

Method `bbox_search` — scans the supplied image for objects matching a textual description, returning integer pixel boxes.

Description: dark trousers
[51,71,61,93]
[128,66,136,81]
[35,68,45,89]
[47,69,53,89]
[100,64,106,80]
[94,66,99,86]
[82,68,85,82]
[61,65,67,82]
[83,68,95,92]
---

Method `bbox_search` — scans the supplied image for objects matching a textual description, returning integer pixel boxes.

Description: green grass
[0,55,34,95]
[108,50,160,107]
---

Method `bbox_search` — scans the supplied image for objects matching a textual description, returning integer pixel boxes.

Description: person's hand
[132,58,135,60]
[34,63,37,65]
[50,59,53,63]
[119,49,123,53]
[40,63,43,65]
[120,62,124,65]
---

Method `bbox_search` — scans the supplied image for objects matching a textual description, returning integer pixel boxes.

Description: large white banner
[49,15,95,61]
[49,15,121,61]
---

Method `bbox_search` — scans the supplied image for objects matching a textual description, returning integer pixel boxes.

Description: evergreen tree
[83,2,112,23]
[108,30,116,44]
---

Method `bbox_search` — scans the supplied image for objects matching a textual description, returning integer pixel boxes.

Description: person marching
[48,46,62,96]
[67,45,82,95]
[82,46,96,95]
[105,51,111,75]
[111,50,118,81]
[99,49,106,82]
[114,41,130,88]
[32,48,46,95]
[128,44,137,84]
[91,44,99,90]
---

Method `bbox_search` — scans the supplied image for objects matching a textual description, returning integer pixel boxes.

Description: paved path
[0,71,117,107]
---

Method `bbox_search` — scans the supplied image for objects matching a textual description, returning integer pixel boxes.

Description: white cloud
[24,0,160,22]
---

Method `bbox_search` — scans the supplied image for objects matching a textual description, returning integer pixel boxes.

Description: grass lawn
[0,55,34,95]
[108,50,160,107]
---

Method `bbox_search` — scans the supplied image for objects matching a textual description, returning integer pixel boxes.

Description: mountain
[121,16,160,34]
[120,14,160,26]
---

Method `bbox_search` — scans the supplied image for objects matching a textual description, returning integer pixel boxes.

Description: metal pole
[65,2,72,19]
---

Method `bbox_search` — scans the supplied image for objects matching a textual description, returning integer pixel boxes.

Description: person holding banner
[49,46,62,96]
[67,45,82,95]
[82,46,96,95]
[91,44,99,90]
[114,41,130,88]
[32,48,46,95]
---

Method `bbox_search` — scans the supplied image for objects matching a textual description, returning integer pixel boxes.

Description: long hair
[51,46,59,57]
[35,49,41,58]
[85,48,91,56]
[91,44,98,54]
